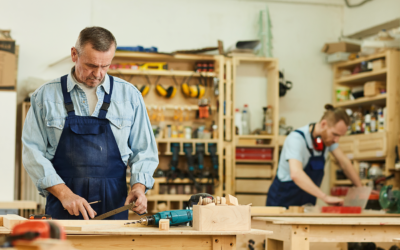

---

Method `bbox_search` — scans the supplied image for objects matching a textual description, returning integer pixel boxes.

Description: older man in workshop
[267,104,363,207]
[22,27,158,220]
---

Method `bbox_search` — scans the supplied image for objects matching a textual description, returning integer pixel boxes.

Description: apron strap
[61,74,76,117]
[294,130,314,156]
[98,75,114,119]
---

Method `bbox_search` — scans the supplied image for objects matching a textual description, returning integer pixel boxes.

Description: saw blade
[91,202,135,220]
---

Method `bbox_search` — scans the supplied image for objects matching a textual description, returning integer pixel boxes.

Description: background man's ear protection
[310,123,325,151]
[180,74,205,99]
[154,75,176,99]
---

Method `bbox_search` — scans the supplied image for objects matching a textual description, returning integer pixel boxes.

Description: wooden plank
[68,235,212,250]
[0,216,3,226]
[225,143,233,196]
[193,205,251,232]
[335,68,386,84]
[212,235,236,250]
[236,195,267,207]
[0,200,36,209]
[251,206,285,215]
[253,217,400,225]
[291,225,309,250]
[235,164,272,178]
[108,69,216,77]
[309,225,400,243]
[65,224,122,232]
[225,59,232,142]
[235,180,272,193]
[333,94,387,108]
[3,214,27,229]
[252,212,400,217]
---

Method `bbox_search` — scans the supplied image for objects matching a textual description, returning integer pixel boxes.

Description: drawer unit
[235,164,272,178]
[355,133,386,158]
[235,179,272,193]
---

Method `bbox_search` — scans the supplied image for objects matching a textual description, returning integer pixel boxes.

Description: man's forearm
[131,183,146,192]
[46,184,74,200]
[292,170,327,199]
[341,161,362,187]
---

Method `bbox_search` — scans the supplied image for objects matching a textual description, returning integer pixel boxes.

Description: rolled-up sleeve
[22,93,64,197]
[127,95,158,191]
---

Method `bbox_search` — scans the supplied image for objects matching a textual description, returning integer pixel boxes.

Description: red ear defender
[313,136,324,151]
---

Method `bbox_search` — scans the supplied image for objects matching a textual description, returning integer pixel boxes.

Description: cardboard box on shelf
[364,81,386,97]
[321,42,360,54]
[0,38,17,90]
[372,59,386,70]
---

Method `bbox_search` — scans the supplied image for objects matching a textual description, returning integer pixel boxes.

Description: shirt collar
[67,67,110,94]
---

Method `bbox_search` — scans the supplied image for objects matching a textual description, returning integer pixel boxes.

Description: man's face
[320,119,347,146]
[71,43,115,88]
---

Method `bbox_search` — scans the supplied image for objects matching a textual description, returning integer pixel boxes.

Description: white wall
[343,0,400,36]
[0,92,16,201]
[0,0,343,129]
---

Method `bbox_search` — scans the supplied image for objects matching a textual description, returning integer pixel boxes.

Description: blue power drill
[124,209,193,226]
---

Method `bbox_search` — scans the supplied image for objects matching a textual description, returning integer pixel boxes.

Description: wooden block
[251,206,286,215]
[287,206,304,213]
[221,197,226,205]
[226,194,238,206]
[205,203,215,206]
[157,202,167,212]
[236,195,267,206]
[3,214,27,229]
[235,164,272,178]
[202,198,212,205]
[235,179,272,193]
[372,59,386,70]
[237,139,257,145]
[364,81,385,97]
[193,205,251,231]
[159,219,169,231]
[0,216,4,226]
[198,196,203,205]
[64,224,121,232]
[0,201,37,209]
[216,196,221,205]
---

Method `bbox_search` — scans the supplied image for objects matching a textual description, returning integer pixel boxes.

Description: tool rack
[109,51,226,212]
[330,50,400,191]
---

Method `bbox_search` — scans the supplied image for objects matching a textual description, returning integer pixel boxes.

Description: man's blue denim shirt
[22,73,158,197]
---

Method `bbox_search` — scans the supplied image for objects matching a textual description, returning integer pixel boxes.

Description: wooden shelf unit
[226,56,279,206]
[109,52,226,209]
[330,50,400,190]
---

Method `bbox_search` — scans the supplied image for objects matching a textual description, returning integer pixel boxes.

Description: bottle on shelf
[265,105,273,135]
[241,104,250,135]
[354,108,363,134]
[364,110,371,134]
[234,108,242,135]
[378,108,385,132]
[370,106,377,133]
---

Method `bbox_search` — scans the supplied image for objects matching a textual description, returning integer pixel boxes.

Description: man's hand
[125,183,147,215]
[322,195,344,206]
[47,184,96,220]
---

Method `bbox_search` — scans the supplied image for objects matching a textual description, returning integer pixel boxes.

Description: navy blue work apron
[266,130,326,208]
[45,75,128,219]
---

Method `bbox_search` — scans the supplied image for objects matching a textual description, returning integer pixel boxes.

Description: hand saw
[91,202,147,220]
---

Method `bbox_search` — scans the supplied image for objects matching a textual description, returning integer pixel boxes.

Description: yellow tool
[140,62,168,71]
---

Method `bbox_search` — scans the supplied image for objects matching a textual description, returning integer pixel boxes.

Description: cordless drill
[124,209,193,226]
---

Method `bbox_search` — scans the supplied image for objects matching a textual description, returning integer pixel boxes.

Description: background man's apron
[266,130,326,208]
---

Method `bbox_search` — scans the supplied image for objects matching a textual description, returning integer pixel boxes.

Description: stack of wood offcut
[197,194,240,206]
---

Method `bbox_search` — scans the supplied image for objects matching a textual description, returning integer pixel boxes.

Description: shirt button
[83,100,86,103]
[59,125,62,128]
[119,124,122,127]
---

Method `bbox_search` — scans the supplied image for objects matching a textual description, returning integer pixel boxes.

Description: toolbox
[235,147,273,160]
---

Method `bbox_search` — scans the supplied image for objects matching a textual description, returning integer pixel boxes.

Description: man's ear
[320,119,328,129]
[71,47,78,63]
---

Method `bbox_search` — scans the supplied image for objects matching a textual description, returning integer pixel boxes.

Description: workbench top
[66,226,271,236]
[253,216,400,225]
[252,212,400,217]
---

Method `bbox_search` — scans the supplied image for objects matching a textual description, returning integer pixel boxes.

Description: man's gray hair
[75,27,117,55]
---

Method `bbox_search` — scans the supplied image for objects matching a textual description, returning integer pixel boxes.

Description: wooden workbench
[252,216,400,250]
[0,215,272,250]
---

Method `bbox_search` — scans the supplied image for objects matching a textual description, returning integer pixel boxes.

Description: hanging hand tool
[195,143,205,178]
[166,143,183,182]
[124,209,193,226]
[208,143,219,182]
[184,143,202,192]
[91,201,146,220]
